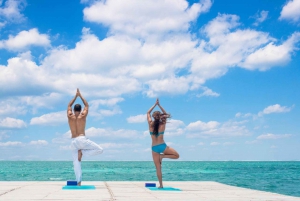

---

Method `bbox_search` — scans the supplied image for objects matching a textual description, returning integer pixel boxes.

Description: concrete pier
[0,181,299,200]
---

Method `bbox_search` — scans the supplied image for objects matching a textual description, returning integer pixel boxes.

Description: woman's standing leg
[152,151,163,188]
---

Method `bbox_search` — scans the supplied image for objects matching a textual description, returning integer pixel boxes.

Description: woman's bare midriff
[151,135,165,146]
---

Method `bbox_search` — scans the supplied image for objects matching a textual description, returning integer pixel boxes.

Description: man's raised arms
[67,89,79,117]
[77,89,89,117]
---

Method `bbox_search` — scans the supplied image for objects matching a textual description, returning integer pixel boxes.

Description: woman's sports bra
[150,131,164,137]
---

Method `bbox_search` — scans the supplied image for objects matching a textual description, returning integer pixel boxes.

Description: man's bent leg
[72,149,82,185]
[81,138,103,157]
[78,150,82,162]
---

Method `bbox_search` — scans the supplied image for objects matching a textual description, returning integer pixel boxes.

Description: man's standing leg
[72,149,82,186]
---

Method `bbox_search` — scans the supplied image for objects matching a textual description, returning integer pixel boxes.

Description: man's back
[68,114,87,138]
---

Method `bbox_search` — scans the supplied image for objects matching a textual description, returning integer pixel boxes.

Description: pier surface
[0,181,299,201]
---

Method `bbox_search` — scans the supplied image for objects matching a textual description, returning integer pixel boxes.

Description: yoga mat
[147,187,181,191]
[62,185,96,190]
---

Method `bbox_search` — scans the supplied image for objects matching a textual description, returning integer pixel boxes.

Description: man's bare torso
[68,114,87,138]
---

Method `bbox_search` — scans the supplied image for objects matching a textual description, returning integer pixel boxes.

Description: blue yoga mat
[62,185,96,190]
[147,187,181,191]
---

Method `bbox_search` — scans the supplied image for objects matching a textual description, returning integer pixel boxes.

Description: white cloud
[30,111,66,126]
[0,54,51,96]
[0,141,23,147]
[198,142,205,145]
[52,131,71,144]
[210,142,220,146]
[0,1,299,100]
[145,76,191,97]
[0,21,6,28]
[0,28,50,51]
[90,98,124,107]
[0,130,9,140]
[192,13,300,82]
[21,93,64,110]
[127,114,147,123]
[223,142,235,146]
[0,0,26,25]
[0,99,26,117]
[236,104,293,120]
[279,0,300,22]
[245,140,258,144]
[99,143,140,149]
[240,32,300,71]
[86,127,140,139]
[235,113,252,118]
[197,86,220,98]
[164,119,185,136]
[90,107,122,118]
[259,104,292,116]
[83,0,212,37]
[253,10,268,26]
[0,93,63,118]
[29,140,48,146]
[257,133,292,140]
[186,120,220,131]
[59,145,71,150]
[0,117,26,128]
[187,120,249,137]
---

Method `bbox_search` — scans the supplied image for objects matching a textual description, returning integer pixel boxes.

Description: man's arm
[77,89,89,117]
[67,92,78,117]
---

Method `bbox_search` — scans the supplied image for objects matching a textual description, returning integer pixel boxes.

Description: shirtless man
[67,88,103,186]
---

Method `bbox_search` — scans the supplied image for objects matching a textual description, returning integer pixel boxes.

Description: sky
[0,0,300,161]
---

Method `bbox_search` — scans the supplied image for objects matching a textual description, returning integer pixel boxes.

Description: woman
[147,98,180,188]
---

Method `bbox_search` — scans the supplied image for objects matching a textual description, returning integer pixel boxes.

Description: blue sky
[0,0,299,161]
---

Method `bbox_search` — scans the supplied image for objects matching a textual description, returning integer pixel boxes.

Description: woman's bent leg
[162,146,179,160]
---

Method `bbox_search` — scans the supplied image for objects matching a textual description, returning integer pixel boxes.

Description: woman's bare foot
[78,150,82,162]
[158,186,163,188]
[77,182,81,186]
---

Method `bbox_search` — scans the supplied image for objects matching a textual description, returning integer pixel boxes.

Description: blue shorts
[152,143,167,153]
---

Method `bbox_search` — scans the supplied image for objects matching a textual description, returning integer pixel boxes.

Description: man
[67,88,103,186]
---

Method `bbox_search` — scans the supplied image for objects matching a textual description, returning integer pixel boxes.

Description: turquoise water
[0,161,299,197]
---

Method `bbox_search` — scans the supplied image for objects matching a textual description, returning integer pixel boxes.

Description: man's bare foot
[77,182,81,186]
[78,150,82,162]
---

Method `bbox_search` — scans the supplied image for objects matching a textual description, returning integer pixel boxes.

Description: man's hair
[74,104,82,112]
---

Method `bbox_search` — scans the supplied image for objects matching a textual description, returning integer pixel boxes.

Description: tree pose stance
[147,98,180,188]
[67,88,103,186]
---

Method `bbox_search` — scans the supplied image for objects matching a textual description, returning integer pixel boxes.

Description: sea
[0,161,299,197]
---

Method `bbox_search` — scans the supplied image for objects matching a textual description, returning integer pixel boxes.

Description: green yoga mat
[147,187,181,191]
[62,185,96,190]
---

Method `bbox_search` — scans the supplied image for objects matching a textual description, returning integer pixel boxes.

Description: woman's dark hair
[153,119,160,136]
[74,104,82,112]
[152,111,171,137]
